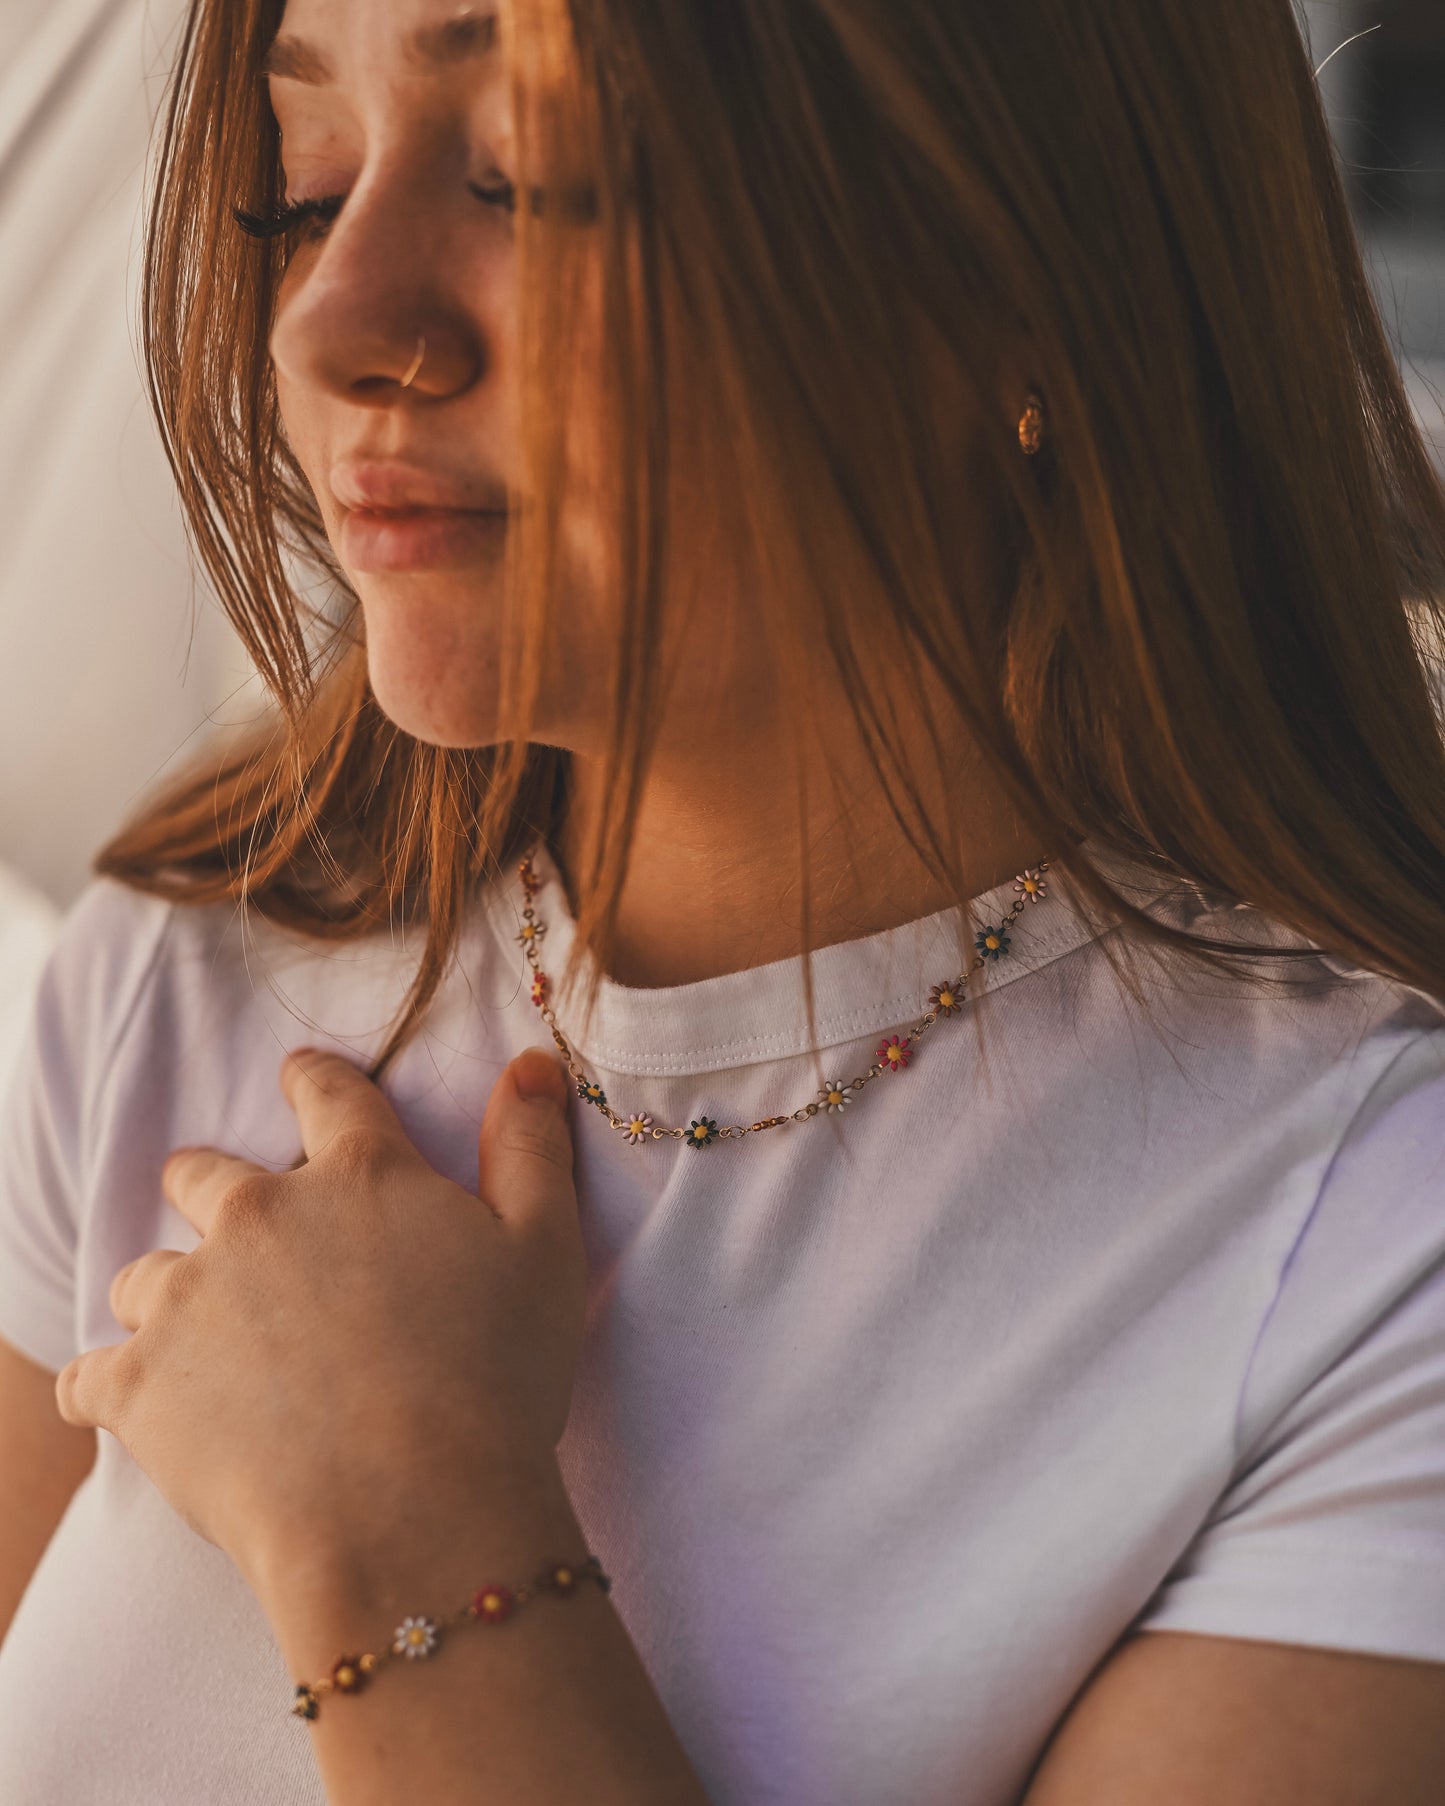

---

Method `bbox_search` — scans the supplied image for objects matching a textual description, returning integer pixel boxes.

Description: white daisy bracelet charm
[289,1554,611,1723]
[393,1615,439,1659]
[514,851,1054,1150]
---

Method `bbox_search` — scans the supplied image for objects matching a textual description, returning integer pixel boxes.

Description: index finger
[280,1047,412,1164]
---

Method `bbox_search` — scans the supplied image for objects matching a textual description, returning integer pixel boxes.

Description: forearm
[250,1458,713,1806]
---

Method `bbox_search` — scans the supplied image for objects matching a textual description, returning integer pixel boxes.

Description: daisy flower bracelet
[290,1553,611,1722]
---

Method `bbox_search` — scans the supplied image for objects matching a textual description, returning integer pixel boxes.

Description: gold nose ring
[399,336,426,389]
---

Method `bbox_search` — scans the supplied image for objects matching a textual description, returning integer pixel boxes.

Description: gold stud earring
[1018,391,1047,457]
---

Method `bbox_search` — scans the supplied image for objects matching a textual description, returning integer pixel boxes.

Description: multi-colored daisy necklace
[515,850,1053,1150]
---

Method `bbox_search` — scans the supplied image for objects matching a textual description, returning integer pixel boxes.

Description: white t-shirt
[1,838,1443,1805]
[0,863,57,1095]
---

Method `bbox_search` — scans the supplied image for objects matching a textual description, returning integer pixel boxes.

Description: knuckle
[156,1250,202,1310]
[54,1361,83,1424]
[103,1344,146,1427]
[325,1124,394,1178]
[106,1257,138,1318]
[497,1120,574,1177]
[213,1174,275,1233]
[57,1339,143,1428]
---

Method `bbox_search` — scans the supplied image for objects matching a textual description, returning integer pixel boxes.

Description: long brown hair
[98,0,1445,1080]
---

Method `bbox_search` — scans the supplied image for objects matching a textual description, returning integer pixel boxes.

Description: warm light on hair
[99,0,1445,1078]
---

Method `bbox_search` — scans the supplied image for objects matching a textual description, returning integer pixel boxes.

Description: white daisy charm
[392,1615,439,1660]
[516,918,547,947]
[624,1112,654,1144]
[818,1079,853,1113]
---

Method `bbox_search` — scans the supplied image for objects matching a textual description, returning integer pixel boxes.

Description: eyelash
[232,177,520,242]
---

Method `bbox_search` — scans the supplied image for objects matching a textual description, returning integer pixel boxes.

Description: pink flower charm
[877,1035,912,1072]
[1013,867,1048,904]
[623,1113,654,1144]
[530,974,548,1008]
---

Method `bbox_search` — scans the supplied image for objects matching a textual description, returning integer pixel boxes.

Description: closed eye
[468,176,599,221]
[468,175,519,214]
[233,194,344,240]
[232,174,581,244]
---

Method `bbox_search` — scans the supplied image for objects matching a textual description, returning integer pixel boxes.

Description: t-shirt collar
[492,835,1166,1078]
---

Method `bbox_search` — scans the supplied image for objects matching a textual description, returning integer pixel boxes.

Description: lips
[331,459,513,573]
[330,458,510,514]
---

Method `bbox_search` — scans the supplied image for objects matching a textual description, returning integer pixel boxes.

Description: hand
[54,1044,586,1598]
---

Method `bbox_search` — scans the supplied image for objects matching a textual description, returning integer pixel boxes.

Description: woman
[0,0,1443,1800]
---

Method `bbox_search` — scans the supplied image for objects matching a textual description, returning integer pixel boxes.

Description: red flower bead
[877,1034,913,1071]
[473,1584,516,1624]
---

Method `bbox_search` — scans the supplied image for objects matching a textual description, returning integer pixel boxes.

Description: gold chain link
[513,857,1051,1148]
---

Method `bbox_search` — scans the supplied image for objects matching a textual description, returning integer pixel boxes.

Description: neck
[551,733,1050,993]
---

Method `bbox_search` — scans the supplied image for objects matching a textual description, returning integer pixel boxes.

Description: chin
[368,675,503,748]
[364,638,504,749]
[355,576,586,751]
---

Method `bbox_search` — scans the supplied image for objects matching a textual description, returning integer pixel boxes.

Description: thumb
[477,1047,577,1227]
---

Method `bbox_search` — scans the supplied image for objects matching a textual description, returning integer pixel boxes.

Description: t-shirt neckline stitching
[487,839,1134,1076]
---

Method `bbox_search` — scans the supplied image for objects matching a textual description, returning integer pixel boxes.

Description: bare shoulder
[1020,1628,1445,1804]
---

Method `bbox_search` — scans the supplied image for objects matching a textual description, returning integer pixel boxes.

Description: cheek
[273,369,336,527]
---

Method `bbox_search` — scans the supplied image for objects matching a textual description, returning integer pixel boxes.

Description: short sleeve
[0,865,59,1094]
[1132,1028,1445,1665]
[0,879,171,1375]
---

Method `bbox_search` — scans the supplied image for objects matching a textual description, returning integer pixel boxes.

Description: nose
[269,173,487,405]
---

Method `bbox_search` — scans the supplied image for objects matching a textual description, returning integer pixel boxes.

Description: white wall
[0,0,255,912]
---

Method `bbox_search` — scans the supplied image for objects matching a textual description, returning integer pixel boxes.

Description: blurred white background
[0,0,255,1079]
[0,2,1442,1084]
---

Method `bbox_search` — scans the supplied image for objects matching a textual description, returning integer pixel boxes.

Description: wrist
[246,1450,587,1662]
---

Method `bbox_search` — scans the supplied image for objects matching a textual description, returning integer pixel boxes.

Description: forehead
[266,0,571,86]
[267,0,498,77]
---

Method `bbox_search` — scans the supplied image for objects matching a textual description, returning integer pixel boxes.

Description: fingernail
[513,1049,568,1105]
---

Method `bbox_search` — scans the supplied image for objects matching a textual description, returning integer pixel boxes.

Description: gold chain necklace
[515,851,1054,1149]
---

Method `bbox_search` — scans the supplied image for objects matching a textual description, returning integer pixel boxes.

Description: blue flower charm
[975,924,1011,960]
[687,1117,719,1149]
[577,1078,607,1109]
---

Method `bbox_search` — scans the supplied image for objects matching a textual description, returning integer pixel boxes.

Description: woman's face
[267,0,617,748]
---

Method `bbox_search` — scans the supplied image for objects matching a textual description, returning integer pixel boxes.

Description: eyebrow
[261,10,499,85]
